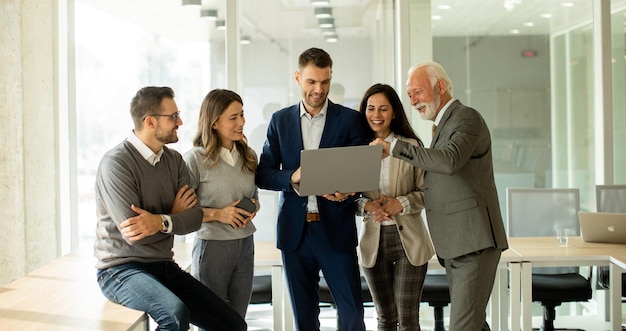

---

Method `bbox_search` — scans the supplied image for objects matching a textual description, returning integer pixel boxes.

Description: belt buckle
[306,213,320,222]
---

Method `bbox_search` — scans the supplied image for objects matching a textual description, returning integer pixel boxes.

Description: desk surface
[0,249,146,330]
[508,236,622,264]
[507,236,626,331]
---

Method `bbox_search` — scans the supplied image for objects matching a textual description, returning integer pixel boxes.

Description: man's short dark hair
[298,47,333,70]
[130,86,175,130]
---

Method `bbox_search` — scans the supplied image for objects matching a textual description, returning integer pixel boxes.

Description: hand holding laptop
[290,167,301,184]
[370,138,390,158]
[322,192,355,202]
[291,166,353,201]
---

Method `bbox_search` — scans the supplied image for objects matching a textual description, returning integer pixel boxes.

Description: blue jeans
[97,261,247,331]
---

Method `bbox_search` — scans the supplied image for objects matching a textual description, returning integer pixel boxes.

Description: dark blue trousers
[282,221,365,331]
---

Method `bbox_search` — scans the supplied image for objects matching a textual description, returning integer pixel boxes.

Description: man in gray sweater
[94,86,246,331]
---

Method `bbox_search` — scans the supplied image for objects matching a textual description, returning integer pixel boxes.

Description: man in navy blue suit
[256,48,367,331]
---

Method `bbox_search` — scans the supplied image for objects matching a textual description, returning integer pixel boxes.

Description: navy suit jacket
[256,101,367,253]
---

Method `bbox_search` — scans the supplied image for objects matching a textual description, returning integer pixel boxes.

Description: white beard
[415,92,441,121]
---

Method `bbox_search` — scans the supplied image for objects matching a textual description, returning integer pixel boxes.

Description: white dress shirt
[299,100,328,213]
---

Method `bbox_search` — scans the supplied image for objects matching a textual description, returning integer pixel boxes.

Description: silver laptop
[293,145,382,196]
[579,211,626,244]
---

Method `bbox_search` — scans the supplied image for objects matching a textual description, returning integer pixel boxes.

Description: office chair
[249,273,272,305]
[507,188,592,331]
[420,272,451,331]
[595,185,626,298]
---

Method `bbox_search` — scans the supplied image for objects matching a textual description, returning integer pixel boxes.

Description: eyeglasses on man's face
[148,111,180,121]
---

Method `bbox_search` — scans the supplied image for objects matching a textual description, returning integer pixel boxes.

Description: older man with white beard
[371,61,508,331]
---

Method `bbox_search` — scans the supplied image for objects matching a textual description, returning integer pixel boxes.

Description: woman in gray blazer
[355,84,435,331]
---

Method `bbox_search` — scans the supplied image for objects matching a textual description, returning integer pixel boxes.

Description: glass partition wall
[69,0,625,250]
[70,0,397,246]
[612,5,626,185]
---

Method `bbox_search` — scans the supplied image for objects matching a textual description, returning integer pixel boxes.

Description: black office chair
[531,273,592,331]
[249,274,272,305]
[595,185,626,300]
[420,273,451,331]
[507,188,592,331]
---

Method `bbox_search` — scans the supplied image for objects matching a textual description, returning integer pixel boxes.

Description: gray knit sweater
[94,140,203,269]
[184,146,258,241]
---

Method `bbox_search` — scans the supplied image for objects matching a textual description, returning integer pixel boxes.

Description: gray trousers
[191,235,254,321]
[444,247,501,331]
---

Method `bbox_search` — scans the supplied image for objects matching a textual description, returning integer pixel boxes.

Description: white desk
[252,241,293,331]
[508,236,625,331]
[609,250,626,331]
[493,249,523,331]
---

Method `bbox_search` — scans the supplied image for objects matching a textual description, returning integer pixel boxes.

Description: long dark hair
[357,83,423,146]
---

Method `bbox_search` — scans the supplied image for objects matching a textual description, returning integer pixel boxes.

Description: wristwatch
[160,214,170,233]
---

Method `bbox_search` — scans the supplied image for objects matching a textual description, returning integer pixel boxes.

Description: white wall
[0,0,60,286]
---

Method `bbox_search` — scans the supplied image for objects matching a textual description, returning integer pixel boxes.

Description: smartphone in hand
[236,197,256,216]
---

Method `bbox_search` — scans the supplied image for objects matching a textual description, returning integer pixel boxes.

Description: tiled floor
[246,301,625,331]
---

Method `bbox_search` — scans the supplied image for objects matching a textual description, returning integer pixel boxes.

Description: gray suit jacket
[392,100,508,259]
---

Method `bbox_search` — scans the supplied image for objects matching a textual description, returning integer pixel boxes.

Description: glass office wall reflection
[429,0,598,213]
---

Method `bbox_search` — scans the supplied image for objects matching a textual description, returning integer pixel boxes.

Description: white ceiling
[78,0,626,44]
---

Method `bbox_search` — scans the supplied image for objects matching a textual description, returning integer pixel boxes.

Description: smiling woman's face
[365,92,394,139]
[213,101,245,150]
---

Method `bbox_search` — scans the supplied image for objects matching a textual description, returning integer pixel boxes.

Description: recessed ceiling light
[432,15,441,21]
[325,34,338,43]
[503,0,522,11]
[437,5,451,10]
[182,0,201,6]
[510,29,520,34]
[314,7,332,18]
[240,35,251,45]
[200,9,218,19]
[321,27,336,35]
[561,2,574,7]
[523,22,534,27]
[540,13,552,19]
[311,0,330,6]
[318,17,335,28]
